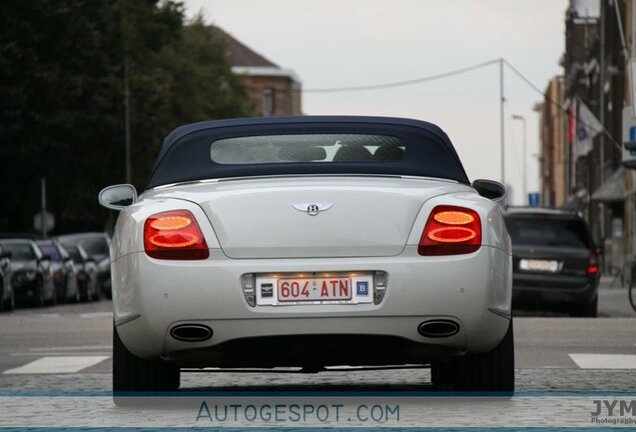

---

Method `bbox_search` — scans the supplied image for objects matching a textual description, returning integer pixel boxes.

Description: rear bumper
[113,245,512,365]
[512,272,599,306]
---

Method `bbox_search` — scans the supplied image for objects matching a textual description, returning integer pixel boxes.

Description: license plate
[278,277,352,302]
[519,259,560,273]
[255,273,374,306]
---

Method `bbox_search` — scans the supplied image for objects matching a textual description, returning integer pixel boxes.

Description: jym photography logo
[591,399,636,425]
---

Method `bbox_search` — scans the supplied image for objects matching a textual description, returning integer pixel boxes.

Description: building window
[262,88,275,116]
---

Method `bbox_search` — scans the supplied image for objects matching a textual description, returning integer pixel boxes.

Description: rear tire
[35,279,46,308]
[448,318,514,393]
[113,323,180,404]
[571,296,598,318]
[3,287,14,312]
[92,286,100,302]
[430,360,453,387]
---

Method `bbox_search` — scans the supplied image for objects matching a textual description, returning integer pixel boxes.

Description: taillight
[587,251,599,276]
[418,205,482,256]
[144,210,209,260]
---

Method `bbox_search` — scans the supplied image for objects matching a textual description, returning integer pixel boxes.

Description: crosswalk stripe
[568,353,636,369]
[2,356,109,374]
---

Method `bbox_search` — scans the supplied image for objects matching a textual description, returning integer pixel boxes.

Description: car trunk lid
[148,176,471,259]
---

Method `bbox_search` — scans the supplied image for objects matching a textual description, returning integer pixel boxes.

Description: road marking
[569,354,636,369]
[2,356,109,374]
[79,312,113,318]
[27,345,111,352]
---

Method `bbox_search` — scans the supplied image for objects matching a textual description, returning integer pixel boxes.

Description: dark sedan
[504,208,600,317]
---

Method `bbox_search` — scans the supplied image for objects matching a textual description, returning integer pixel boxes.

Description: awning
[591,167,625,202]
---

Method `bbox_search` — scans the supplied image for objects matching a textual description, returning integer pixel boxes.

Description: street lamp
[512,114,527,205]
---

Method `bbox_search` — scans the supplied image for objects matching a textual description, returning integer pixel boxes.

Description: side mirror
[472,179,507,202]
[98,184,137,210]
[0,251,11,259]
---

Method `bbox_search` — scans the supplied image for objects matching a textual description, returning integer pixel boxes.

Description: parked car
[0,244,14,311]
[36,240,80,303]
[60,243,99,302]
[100,116,513,396]
[504,207,600,317]
[0,239,55,307]
[57,233,111,299]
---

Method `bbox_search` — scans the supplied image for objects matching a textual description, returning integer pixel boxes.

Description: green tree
[0,0,254,233]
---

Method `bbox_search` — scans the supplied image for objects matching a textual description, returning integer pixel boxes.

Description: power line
[288,55,622,152]
[299,58,501,93]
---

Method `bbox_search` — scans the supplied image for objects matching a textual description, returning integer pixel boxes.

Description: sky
[183,0,569,205]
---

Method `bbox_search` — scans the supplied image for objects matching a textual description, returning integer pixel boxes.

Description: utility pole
[598,2,606,239]
[40,177,46,239]
[512,114,527,204]
[500,58,505,186]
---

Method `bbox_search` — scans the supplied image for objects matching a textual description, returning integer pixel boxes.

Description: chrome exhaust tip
[418,320,460,338]
[170,324,213,342]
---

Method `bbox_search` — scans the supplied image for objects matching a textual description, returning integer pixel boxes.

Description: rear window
[37,244,62,262]
[1,242,35,260]
[64,246,82,262]
[210,134,405,165]
[79,237,109,256]
[505,217,592,248]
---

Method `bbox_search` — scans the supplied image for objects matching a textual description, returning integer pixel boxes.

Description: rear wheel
[3,285,14,312]
[35,278,46,308]
[571,296,598,318]
[113,323,180,403]
[446,319,514,393]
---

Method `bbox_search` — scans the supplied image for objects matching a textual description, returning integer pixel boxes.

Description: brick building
[211,26,302,116]
[539,0,628,272]
[538,77,568,208]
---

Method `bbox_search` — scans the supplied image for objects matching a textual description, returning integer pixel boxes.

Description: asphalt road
[0,281,635,392]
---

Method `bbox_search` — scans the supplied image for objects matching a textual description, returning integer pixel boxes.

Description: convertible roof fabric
[147,116,470,189]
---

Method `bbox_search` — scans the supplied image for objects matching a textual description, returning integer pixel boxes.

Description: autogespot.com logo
[591,399,636,425]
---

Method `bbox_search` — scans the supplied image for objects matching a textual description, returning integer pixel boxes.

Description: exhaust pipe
[418,320,459,338]
[170,324,213,342]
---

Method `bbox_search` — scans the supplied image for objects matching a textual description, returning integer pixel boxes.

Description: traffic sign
[34,211,54,234]
[528,192,540,207]
[622,106,636,168]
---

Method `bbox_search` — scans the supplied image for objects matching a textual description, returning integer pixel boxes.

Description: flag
[574,101,603,158]
[568,98,576,146]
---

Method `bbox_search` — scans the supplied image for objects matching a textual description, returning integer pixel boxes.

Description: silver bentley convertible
[99,116,513,395]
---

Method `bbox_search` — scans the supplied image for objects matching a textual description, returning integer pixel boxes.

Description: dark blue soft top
[147,116,469,189]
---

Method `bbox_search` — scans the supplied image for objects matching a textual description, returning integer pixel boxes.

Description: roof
[591,167,624,202]
[210,26,279,68]
[157,116,453,163]
[147,115,469,189]
[231,66,300,82]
